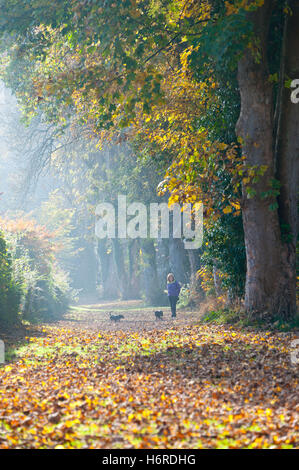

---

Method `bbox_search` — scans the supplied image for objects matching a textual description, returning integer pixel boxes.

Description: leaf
[223,206,232,214]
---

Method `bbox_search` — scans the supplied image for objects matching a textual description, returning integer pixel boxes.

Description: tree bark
[141,239,162,305]
[236,0,297,319]
[96,239,120,299]
[112,238,128,299]
[213,262,223,298]
[276,0,299,319]
[128,239,141,298]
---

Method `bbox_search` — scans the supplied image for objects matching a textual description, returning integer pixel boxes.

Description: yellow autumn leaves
[0,303,298,448]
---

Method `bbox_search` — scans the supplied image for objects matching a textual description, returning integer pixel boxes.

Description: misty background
[0,81,201,309]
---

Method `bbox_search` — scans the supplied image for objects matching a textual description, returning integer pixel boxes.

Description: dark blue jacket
[167,280,181,297]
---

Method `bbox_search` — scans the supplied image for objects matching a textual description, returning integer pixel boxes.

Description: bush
[201,214,246,298]
[0,232,21,326]
[0,217,73,323]
[177,284,191,309]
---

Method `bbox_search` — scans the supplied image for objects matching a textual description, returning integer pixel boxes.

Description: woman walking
[166,273,181,318]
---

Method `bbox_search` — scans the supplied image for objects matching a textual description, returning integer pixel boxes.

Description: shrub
[0,231,21,326]
[0,217,73,322]
[201,215,246,298]
[177,284,191,309]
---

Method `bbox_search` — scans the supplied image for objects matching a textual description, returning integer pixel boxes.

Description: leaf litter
[0,303,298,449]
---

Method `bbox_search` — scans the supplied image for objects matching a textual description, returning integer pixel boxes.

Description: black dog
[110,314,124,322]
[154,310,163,320]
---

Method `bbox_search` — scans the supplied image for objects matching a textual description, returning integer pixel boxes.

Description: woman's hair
[167,273,175,283]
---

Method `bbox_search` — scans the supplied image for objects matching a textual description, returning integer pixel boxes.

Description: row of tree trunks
[96,235,202,304]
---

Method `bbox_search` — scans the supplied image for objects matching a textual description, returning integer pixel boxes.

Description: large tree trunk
[128,239,141,298]
[141,239,162,305]
[213,262,223,298]
[96,239,120,299]
[112,238,128,299]
[187,248,205,301]
[236,0,297,319]
[276,0,299,319]
[156,237,170,298]
[169,211,189,284]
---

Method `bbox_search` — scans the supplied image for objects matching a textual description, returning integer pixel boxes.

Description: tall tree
[235,0,298,318]
[0,0,297,318]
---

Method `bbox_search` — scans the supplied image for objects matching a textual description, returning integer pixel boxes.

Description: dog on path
[154,310,163,320]
[109,313,124,322]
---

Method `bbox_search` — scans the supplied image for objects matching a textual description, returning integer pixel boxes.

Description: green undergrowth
[200,308,299,332]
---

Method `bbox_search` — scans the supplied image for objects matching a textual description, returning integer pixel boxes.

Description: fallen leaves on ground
[0,303,298,448]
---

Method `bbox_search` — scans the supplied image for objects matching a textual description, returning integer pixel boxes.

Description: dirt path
[0,301,298,449]
[61,300,199,333]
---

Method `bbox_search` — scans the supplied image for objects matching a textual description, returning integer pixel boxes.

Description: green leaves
[0,231,21,326]
[190,7,253,76]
